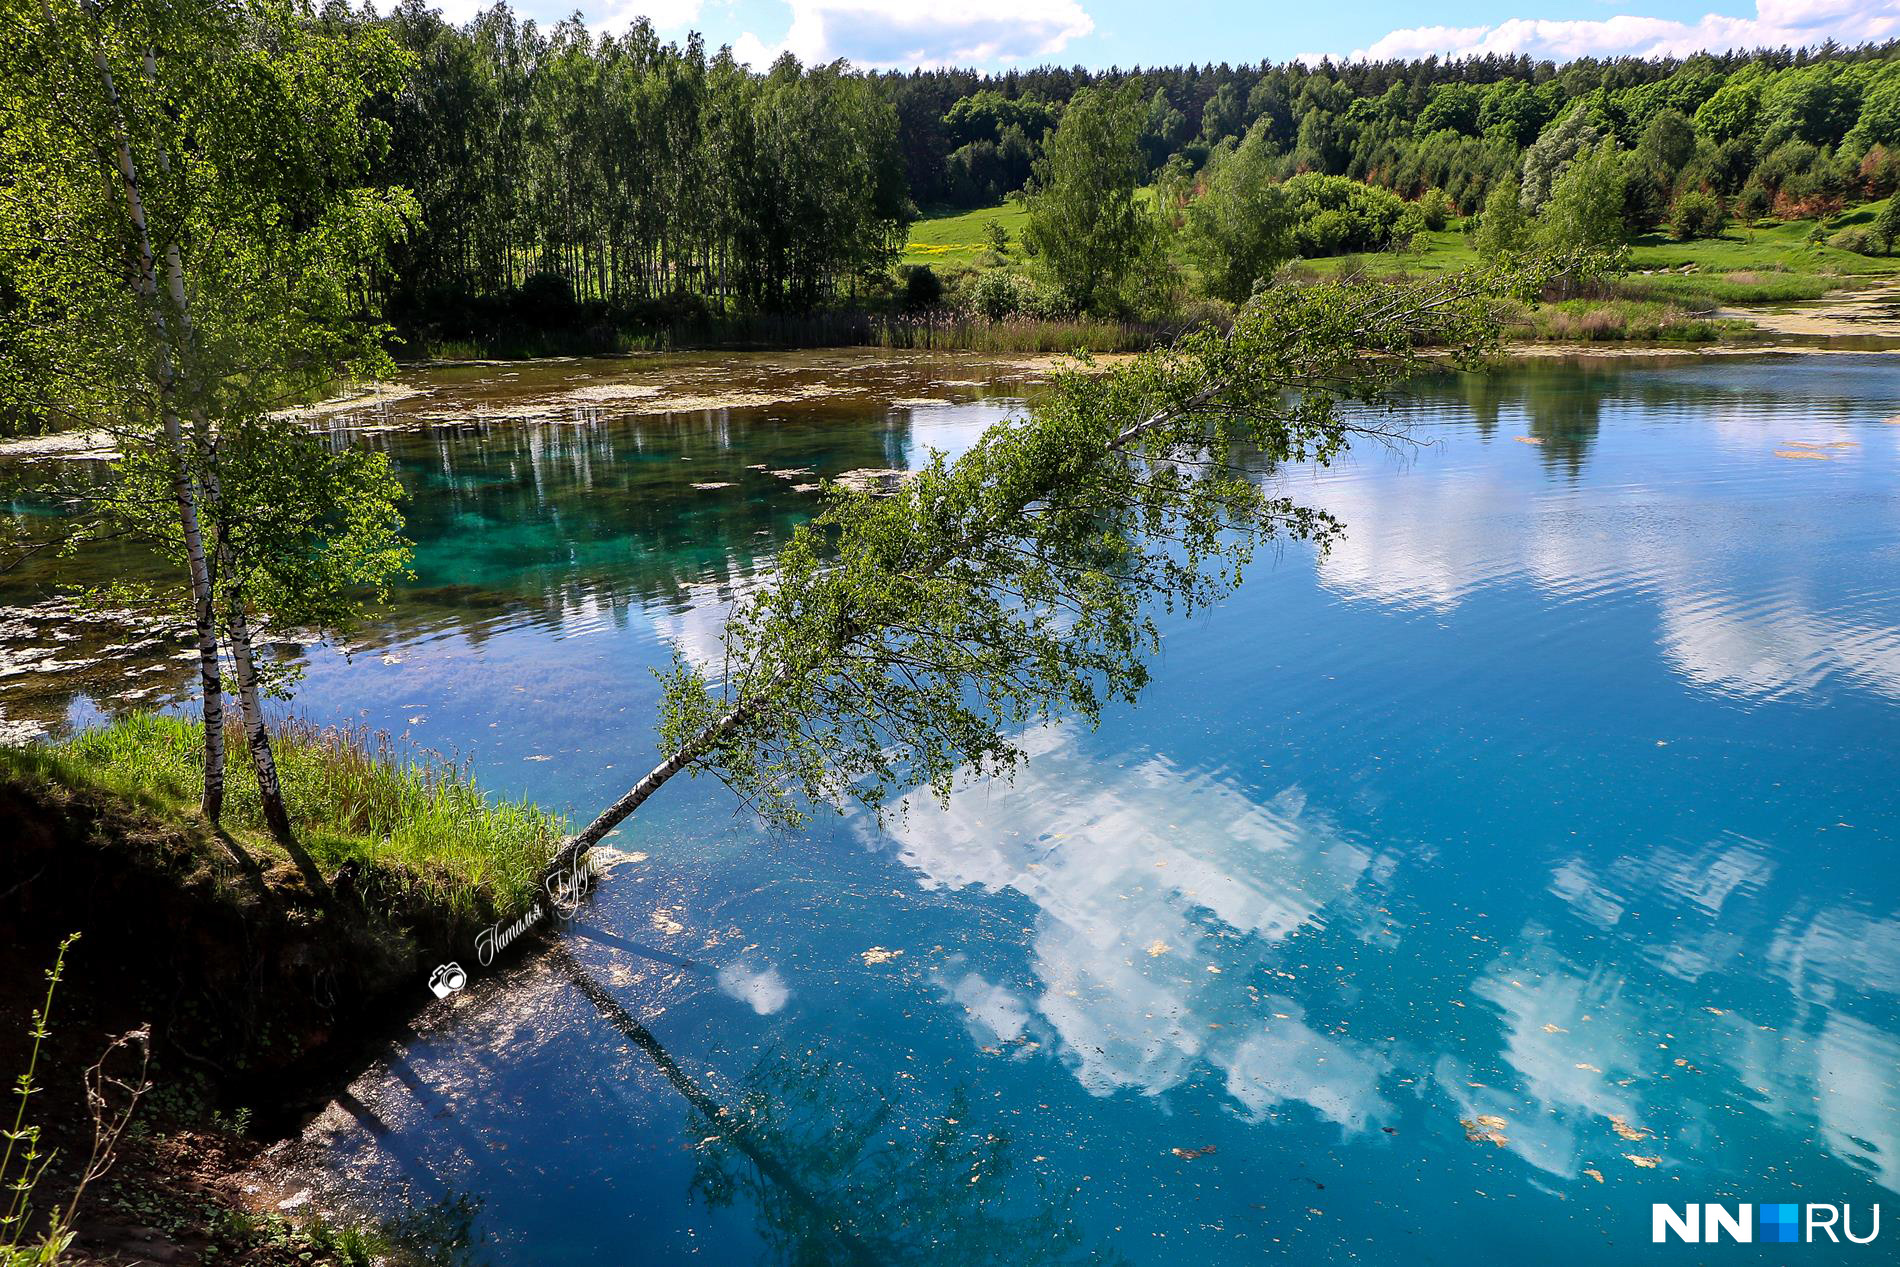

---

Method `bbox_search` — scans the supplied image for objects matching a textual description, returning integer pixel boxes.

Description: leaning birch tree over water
[0,0,416,844]
[548,268,1539,882]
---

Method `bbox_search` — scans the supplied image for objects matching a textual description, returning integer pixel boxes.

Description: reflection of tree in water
[1521,367,1602,477]
[548,947,1114,1267]
[687,1051,1122,1267]
[383,1190,493,1267]
[1458,370,1507,439]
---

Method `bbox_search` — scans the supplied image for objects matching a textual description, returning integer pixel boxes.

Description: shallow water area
[5,348,1900,1264]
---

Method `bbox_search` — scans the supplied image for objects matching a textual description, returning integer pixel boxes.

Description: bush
[1828,227,1883,256]
[1282,173,1413,256]
[1734,181,1771,221]
[1862,144,1900,198]
[902,264,944,309]
[1669,189,1726,240]
[967,270,1062,321]
[1417,187,1452,231]
[516,270,580,327]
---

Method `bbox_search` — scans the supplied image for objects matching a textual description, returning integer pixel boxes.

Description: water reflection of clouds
[1530,829,1900,1193]
[879,727,1391,1130]
[1307,413,1900,702]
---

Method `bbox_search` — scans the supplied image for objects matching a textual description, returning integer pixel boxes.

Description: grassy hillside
[1302,201,1900,285]
[904,195,1899,342]
[902,200,1033,267]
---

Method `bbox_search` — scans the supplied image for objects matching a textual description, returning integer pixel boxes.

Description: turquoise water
[10,351,1900,1262]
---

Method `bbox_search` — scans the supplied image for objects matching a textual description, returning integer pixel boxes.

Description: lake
[5,349,1899,1264]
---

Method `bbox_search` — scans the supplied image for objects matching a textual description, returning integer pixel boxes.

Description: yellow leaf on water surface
[1171,1145,1217,1160]
[1146,940,1170,957]
[861,946,904,965]
[1542,1023,1569,1034]
[1462,1115,1510,1146]
[1514,436,1543,445]
[650,910,685,936]
[1584,1168,1604,1184]
[1773,449,1831,460]
[1625,1155,1661,1168]
[1576,1063,1602,1073]
[1609,1115,1649,1142]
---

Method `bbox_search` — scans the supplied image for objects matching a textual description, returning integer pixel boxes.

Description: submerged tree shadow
[549,945,1120,1267]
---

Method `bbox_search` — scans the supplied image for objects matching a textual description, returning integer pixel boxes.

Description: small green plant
[2,935,150,1267]
[982,219,1010,255]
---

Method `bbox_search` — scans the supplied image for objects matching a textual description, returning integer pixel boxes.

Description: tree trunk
[550,377,1227,880]
[67,5,227,820]
[221,573,296,849]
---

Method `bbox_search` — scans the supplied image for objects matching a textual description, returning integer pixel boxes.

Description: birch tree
[549,267,1541,883]
[0,0,416,843]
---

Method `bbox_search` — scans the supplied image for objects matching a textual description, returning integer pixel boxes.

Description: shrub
[902,264,944,309]
[1862,144,1900,198]
[1669,189,1727,240]
[1417,187,1451,231]
[1281,173,1413,256]
[1877,199,1899,253]
[1828,227,1882,256]
[1735,181,1772,221]
[967,270,1061,321]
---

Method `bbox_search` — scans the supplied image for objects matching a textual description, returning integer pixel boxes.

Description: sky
[414,0,1900,70]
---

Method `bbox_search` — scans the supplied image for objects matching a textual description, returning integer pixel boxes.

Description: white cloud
[733,0,1093,69]
[1343,0,1900,62]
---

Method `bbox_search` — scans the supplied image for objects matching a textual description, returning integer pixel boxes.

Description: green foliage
[1521,106,1605,212]
[625,267,1532,839]
[1670,189,1727,240]
[902,265,944,309]
[966,271,1062,322]
[1022,85,1164,313]
[1877,199,1900,252]
[1471,175,1531,258]
[1636,108,1698,177]
[374,11,911,320]
[1282,174,1416,257]
[15,714,563,917]
[0,0,415,433]
[1183,126,1295,302]
[1538,142,1629,254]
[943,90,1057,148]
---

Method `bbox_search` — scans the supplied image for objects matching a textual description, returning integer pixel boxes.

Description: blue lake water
[8,350,1900,1263]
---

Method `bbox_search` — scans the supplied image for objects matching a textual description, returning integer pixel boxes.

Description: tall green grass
[11,714,564,917]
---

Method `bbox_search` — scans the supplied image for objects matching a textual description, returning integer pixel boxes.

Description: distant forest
[339,2,1900,332]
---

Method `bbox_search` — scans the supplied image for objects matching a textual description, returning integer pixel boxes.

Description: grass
[1503,298,1755,342]
[1303,203,1900,287]
[872,311,1155,353]
[4,713,564,918]
[902,201,1034,267]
